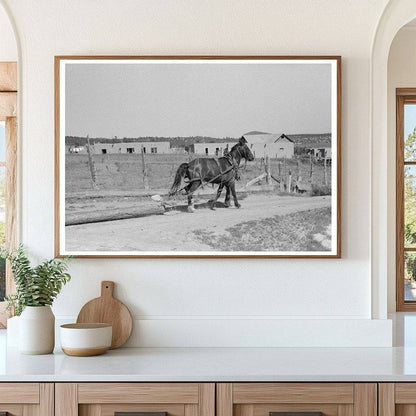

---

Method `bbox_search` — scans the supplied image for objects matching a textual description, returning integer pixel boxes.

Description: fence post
[281,157,286,191]
[265,155,270,185]
[287,169,292,193]
[141,145,149,190]
[309,153,313,180]
[324,153,328,186]
[86,134,97,189]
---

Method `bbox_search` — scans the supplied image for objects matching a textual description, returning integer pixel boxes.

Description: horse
[169,136,254,212]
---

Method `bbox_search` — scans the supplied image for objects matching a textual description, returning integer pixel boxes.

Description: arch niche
[371,0,416,319]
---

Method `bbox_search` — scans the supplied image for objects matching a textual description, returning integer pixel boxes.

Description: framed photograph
[55,56,341,258]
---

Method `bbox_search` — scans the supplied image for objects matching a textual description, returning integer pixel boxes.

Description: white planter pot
[19,306,55,354]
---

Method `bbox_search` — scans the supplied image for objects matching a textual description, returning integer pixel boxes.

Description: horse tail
[169,163,189,196]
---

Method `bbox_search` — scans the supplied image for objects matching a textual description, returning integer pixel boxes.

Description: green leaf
[5,245,72,314]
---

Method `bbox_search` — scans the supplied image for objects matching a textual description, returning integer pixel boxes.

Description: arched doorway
[371,0,416,320]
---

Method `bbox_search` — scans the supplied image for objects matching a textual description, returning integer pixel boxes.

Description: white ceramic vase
[19,306,55,354]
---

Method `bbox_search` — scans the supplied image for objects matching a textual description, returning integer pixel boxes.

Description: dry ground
[65,194,332,252]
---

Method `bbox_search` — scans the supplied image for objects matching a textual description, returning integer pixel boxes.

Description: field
[66,153,331,194]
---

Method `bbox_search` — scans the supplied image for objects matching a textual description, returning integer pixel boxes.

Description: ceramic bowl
[60,323,112,356]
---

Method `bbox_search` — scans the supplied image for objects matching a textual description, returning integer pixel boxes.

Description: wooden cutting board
[76,281,133,349]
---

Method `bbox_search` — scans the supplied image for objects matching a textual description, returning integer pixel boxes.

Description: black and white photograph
[55,57,341,257]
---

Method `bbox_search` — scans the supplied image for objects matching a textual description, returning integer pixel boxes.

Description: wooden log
[245,172,266,187]
[66,205,165,226]
[270,174,280,183]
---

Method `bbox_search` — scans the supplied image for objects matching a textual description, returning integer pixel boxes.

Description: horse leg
[224,186,231,207]
[211,184,224,210]
[187,181,200,213]
[230,182,241,208]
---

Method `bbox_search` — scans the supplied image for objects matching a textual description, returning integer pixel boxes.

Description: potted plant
[2,245,71,354]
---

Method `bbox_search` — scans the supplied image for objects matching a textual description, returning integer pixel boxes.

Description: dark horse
[169,137,254,212]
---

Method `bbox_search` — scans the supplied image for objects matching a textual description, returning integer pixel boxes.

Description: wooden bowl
[60,323,112,356]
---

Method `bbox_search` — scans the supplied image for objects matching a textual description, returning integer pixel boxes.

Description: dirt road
[65,194,331,252]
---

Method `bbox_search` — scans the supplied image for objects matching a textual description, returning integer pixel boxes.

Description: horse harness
[178,153,241,195]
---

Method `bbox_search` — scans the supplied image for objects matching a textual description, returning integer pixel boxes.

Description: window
[205,148,209,155]
[0,122,5,301]
[151,147,157,154]
[127,148,135,154]
[0,62,18,327]
[101,149,107,154]
[397,89,416,310]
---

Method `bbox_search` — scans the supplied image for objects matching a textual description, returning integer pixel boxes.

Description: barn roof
[277,134,294,143]
[243,133,294,144]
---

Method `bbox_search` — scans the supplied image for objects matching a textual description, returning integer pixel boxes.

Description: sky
[405,104,416,139]
[65,61,333,138]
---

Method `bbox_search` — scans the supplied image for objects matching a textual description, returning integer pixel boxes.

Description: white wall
[1,0,393,346]
[0,4,17,61]
[387,25,416,312]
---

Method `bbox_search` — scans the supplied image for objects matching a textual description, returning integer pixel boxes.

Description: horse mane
[229,142,241,153]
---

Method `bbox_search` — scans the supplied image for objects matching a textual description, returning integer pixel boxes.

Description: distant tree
[405,126,416,160]
[404,127,416,246]
[0,223,5,246]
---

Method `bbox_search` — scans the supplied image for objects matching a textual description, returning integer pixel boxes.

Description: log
[245,172,266,187]
[66,206,165,226]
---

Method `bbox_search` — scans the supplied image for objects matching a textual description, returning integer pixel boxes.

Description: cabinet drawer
[0,383,53,416]
[379,383,416,416]
[56,383,215,416]
[217,383,376,416]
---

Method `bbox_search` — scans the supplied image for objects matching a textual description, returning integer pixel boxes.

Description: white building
[93,141,171,155]
[243,132,295,159]
[192,142,237,156]
[306,147,332,160]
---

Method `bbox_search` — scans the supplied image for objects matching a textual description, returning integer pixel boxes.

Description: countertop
[1,329,416,382]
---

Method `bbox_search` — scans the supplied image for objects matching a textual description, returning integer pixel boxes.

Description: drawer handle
[270,413,324,416]
[115,412,168,416]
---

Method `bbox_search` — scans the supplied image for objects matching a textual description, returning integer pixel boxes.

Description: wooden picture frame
[55,56,341,258]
